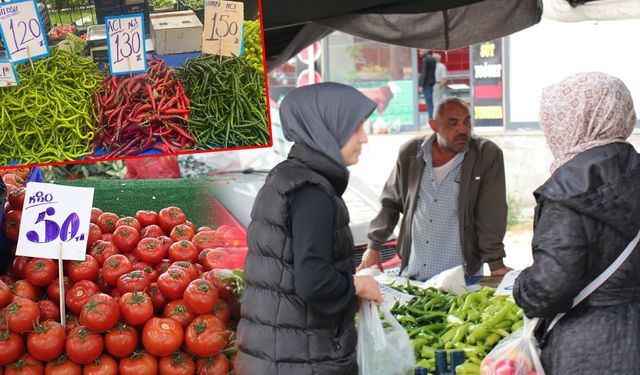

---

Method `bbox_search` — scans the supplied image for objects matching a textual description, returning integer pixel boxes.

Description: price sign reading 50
[202,0,244,57]
[16,183,94,261]
[106,14,147,75]
[0,0,50,63]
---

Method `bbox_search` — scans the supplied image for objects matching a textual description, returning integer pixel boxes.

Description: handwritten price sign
[0,60,19,87]
[202,0,244,57]
[16,182,95,261]
[106,14,147,75]
[0,0,50,63]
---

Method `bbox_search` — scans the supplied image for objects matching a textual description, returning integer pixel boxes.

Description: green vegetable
[243,20,264,74]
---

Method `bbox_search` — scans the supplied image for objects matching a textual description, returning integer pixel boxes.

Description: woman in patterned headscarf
[513,72,640,375]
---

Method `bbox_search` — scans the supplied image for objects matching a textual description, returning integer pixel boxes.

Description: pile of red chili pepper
[92,57,194,158]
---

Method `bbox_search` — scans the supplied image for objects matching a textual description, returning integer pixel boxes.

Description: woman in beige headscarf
[513,72,640,375]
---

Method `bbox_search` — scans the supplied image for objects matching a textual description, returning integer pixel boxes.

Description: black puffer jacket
[513,143,640,375]
[236,144,358,375]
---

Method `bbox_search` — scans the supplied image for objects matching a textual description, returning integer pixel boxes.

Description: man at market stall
[357,97,512,280]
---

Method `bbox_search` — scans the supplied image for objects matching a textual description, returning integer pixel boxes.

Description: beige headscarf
[540,72,637,173]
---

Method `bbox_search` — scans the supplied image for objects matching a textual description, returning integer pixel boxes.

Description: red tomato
[169,224,195,242]
[142,317,184,357]
[135,210,158,227]
[0,331,24,365]
[157,236,173,253]
[149,283,169,313]
[183,278,218,315]
[119,352,158,375]
[133,262,159,282]
[207,269,239,302]
[65,280,100,316]
[5,354,43,375]
[90,208,104,224]
[495,359,517,375]
[117,271,151,294]
[3,210,22,242]
[101,254,133,287]
[66,256,99,282]
[192,231,217,251]
[154,259,172,275]
[10,256,30,280]
[212,298,231,324]
[185,315,228,357]
[141,225,165,239]
[157,268,190,300]
[169,261,198,281]
[162,299,196,328]
[118,291,153,326]
[24,258,57,287]
[9,167,29,180]
[197,226,213,233]
[115,217,142,232]
[65,327,104,365]
[79,293,120,332]
[44,355,82,375]
[196,354,229,375]
[96,272,113,294]
[109,288,122,301]
[96,212,119,234]
[184,221,196,232]
[2,174,24,187]
[134,238,165,264]
[100,233,113,242]
[8,187,25,210]
[47,277,73,304]
[112,225,141,253]
[167,240,198,263]
[158,207,187,234]
[158,351,196,375]
[202,249,231,271]
[82,353,118,375]
[11,280,41,301]
[0,279,13,308]
[36,300,60,322]
[87,223,103,247]
[5,297,40,334]
[88,241,119,267]
[26,320,66,362]
[104,324,138,359]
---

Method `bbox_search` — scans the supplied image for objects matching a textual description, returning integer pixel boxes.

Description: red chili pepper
[146,84,156,110]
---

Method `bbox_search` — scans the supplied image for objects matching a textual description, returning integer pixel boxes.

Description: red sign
[296,42,321,64]
[296,69,322,87]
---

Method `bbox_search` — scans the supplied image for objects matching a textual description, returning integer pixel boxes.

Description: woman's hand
[354,275,383,306]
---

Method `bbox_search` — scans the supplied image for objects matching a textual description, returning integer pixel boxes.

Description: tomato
[65,316,79,333]
[159,351,196,375]
[12,280,41,301]
[169,224,195,242]
[162,299,196,329]
[111,225,140,253]
[0,274,14,286]
[100,233,113,242]
[24,258,57,288]
[2,174,24,187]
[207,269,239,302]
[158,207,187,234]
[88,241,119,267]
[197,226,213,233]
[119,352,158,375]
[37,300,60,322]
[82,354,118,375]
[5,297,39,334]
[185,315,228,357]
[67,256,99,282]
[154,259,172,275]
[79,293,120,332]
[117,271,151,294]
[135,210,158,228]
[9,167,30,180]
[142,317,184,357]
[133,262,159,282]
[167,240,198,263]
[149,283,169,313]
[118,291,153,326]
[169,261,198,281]
[47,277,73,304]
[96,212,119,234]
[134,238,165,265]
[104,323,138,358]
[183,279,218,315]
[212,298,230,324]
[109,288,122,301]
[10,257,30,280]
[0,331,24,365]
[195,263,205,277]
[196,355,229,375]
[494,359,517,375]
[101,254,133,287]
[192,231,217,251]
[204,249,232,270]
[3,210,22,242]
[0,279,13,308]
[65,327,104,365]
[115,217,142,232]
[8,187,25,211]
[96,272,112,294]
[87,224,103,247]
[44,355,82,375]
[157,268,190,300]
[5,354,43,375]
[65,280,100,316]
[141,225,165,239]
[90,208,104,224]
[27,321,66,362]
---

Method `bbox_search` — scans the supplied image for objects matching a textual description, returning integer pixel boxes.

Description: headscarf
[279,82,377,166]
[540,72,637,173]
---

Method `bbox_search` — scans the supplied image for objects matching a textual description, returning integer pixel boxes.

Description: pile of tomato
[0,169,245,374]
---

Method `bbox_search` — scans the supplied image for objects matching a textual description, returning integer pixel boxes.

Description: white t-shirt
[433,156,458,185]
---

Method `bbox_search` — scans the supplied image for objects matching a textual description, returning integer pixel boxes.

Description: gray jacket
[367,135,507,275]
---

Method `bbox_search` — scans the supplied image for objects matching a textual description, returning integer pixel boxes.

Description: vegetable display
[243,20,264,74]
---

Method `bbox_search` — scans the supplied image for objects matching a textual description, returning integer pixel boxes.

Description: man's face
[429,102,472,153]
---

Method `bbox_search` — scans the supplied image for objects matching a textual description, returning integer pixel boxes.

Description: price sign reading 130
[202,0,244,57]
[16,182,94,261]
[105,14,147,75]
[0,0,50,63]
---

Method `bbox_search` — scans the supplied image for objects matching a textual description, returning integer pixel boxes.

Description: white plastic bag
[357,300,415,375]
[480,318,545,375]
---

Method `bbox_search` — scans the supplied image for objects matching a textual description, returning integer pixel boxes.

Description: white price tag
[0,59,19,86]
[202,0,244,57]
[0,0,50,63]
[16,182,95,261]
[380,284,414,312]
[106,14,147,75]
[494,269,522,296]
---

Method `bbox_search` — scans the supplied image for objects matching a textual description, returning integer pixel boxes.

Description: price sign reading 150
[106,14,147,75]
[202,0,243,57]
[0,0,50,63]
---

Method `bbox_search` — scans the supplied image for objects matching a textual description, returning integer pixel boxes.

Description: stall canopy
[263,0,543,70]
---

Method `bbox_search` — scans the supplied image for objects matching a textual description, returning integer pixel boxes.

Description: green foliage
[41,160,126,183]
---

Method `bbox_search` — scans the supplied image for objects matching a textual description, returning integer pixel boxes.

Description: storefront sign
[470,39,504,127]
[0,60,19,86]
[0,0,50,63]
[105,14,147,75]
[202,0,244,57]
[16,182,94,261]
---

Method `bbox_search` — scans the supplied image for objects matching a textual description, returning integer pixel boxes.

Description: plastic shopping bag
[357,300,415,375]
[480,318,545,375]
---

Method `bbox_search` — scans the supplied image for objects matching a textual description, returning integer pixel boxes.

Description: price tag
[0,59,19,87]
[0,0,50,64]
[16,182,95,261]
[202,0,244,57]
[105,14,147,75]
[379,283,414,312]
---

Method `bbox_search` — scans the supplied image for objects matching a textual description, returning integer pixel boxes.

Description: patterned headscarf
[540,72,637,173]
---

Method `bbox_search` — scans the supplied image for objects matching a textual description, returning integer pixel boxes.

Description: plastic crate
[122,1,150,33]
[38,3,51,34]
[177,0,204,23]
[95,5,124,26]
